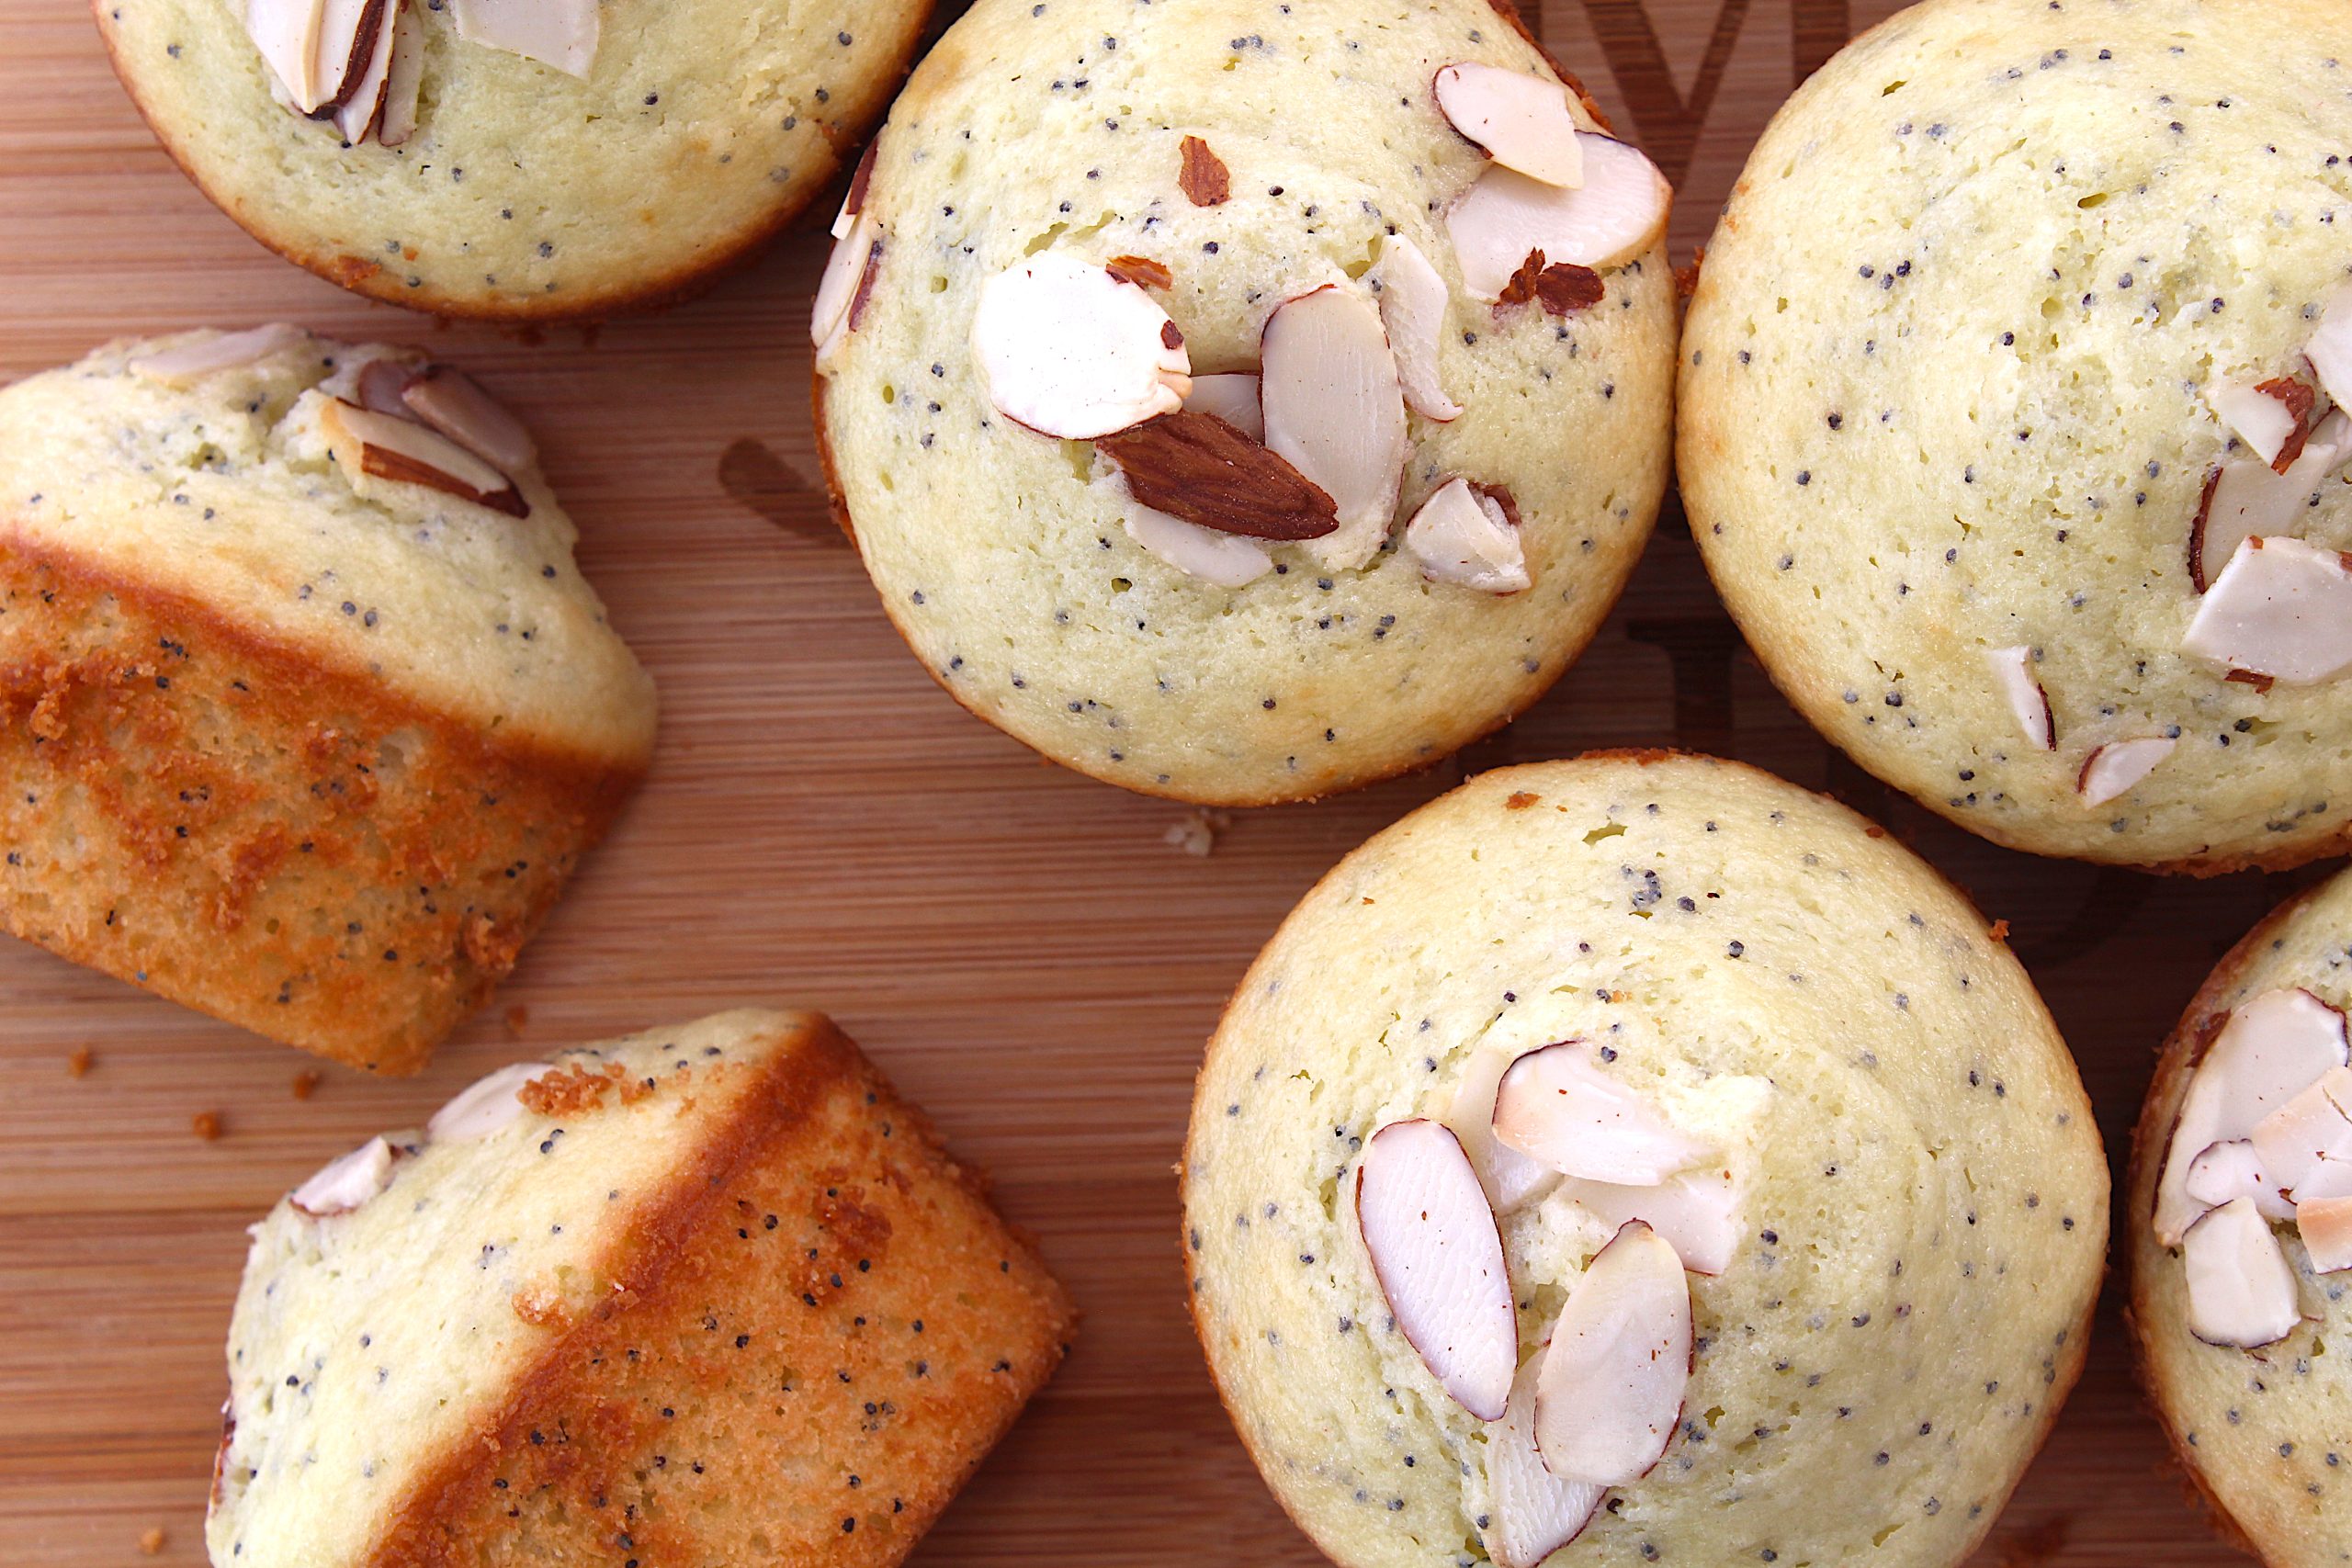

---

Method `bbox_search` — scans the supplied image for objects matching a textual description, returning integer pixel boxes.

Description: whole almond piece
[1096,412,1338,540]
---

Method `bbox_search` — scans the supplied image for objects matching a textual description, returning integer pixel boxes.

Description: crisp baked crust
[0,536,640,1072]
[95,0,933,321]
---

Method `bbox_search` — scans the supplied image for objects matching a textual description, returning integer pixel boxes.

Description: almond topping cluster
[809,62,1672,594]
[1355,1042,1733,1568]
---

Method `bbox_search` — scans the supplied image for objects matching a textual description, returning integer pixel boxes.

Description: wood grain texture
[0,1,2278,1562]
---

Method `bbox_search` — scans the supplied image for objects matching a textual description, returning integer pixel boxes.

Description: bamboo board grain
[0,1,2292,1562]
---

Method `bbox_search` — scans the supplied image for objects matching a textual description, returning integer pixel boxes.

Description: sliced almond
[2193,410,2352,590]
[1533,1221,1690,1485]
[2154,987,2350,1245]
[329,0,398,141]
[1446,138,1670,300]
[2075,737,2173,807]
[2182,1196,2301,1348]
[1105,254,1173,291]
[427,1060,554,1141]
[1096,412,1337,539]
[2297,1195,2352,1273]
[2251,1066,2352,1197]
[1178,134,1230,207]
[974,253,1191,439]
[2184,534,2352,684]
[1984,645,2054,750]
[1434,62,1585,188]
[812,214,883,371]
[447,0,599,78]
[128,322,310,387]
[1486,1362,1603,1568]
[1372,233,1462,423]
[2296,1156,2352,1203]
[1260,284,1410,570]
[246,0,330,111]
[834,138,880,239]
[1404,477,1529,592]
[1354,1119,1519,1421]
[2181,1139,2295,1224]
[2308,284,2352,412]
[310,0,385,114]
[1446,1044,1565,1216]
[1118,489,1273,588]
[376,2,424,146]
[401,366,537,472]
[1493,1041,1713,1186]
[289,1134,396,1216]
[1557,1165,1741,1276]
[354,355,421,412]
[2211,378,2313,472]
[1182,372,1264,441]
[320,397,527,517]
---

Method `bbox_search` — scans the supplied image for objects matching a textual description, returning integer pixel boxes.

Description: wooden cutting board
[0,1,2285,1562]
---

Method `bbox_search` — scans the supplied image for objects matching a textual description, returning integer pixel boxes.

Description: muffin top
[2132,867,2352,1567]
[0,326,653,766]
[97,0,931,318]
[1680,0,2352,871]
[818,0,1678,805]
[1183,752,2106,1568]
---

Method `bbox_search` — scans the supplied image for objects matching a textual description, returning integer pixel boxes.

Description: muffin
[96,0,933,319]
[1679,0,2352,873]
[814,0,1677,805]
[209,1009,1076,1567]
[1183,750,2107,1567]
[0,325,654,1072]
[2131,867,2352,1564]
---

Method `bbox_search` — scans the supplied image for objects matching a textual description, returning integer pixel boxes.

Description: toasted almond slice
[1404,477,1529,592]
[2182,1139,2295,1224]
[402,365,537,471]
[813,216,883,370]
[834,138,880,240]
[2075,737,2173,807]
[1117,487,1273,588]
[2154,987,2350,1245]
[1183,372,1264,441]
[1260,285,1410,570]
[1557,1164,1741,1276]
[427,1061,554,1141]
[1097,412,1337,540]
[247,0,330,111]
[2296,1156,2352,1203]
[320,397,527,517]
[2299,1196,2352,1273]
[974,254,1192,438]
[1434,62,1585,188]
[128,322,311,387]
[1486,1362,1602,1568]
[1446,1045,1564,1216]
[2182,1197,2301,1348]
[2211,378,2312,471]
[1373,233,1462,423]
[1446,138,1670,300]
[329,0,398,140]
[447,0,598,76]
[1355,1119,1519,1421]
[1493,1041,1713,1186]
[2184,535,2352,684]
[1534,1221,1690,1485]
[1984,645,2054,750]
[376,1,424,146]
[289,1134,397,1216]
[2308,284,2352,412]
[2251,1066,2352,1197]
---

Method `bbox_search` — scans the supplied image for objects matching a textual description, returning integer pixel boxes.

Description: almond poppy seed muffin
[0,325,654,1072]
[1184,751,2106,1568]
[1680,0,2352,872]
[97,0,933,319]
[209,1010,1076,1567]
[815,0,1677,805]
[2131,868,2352,1565]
